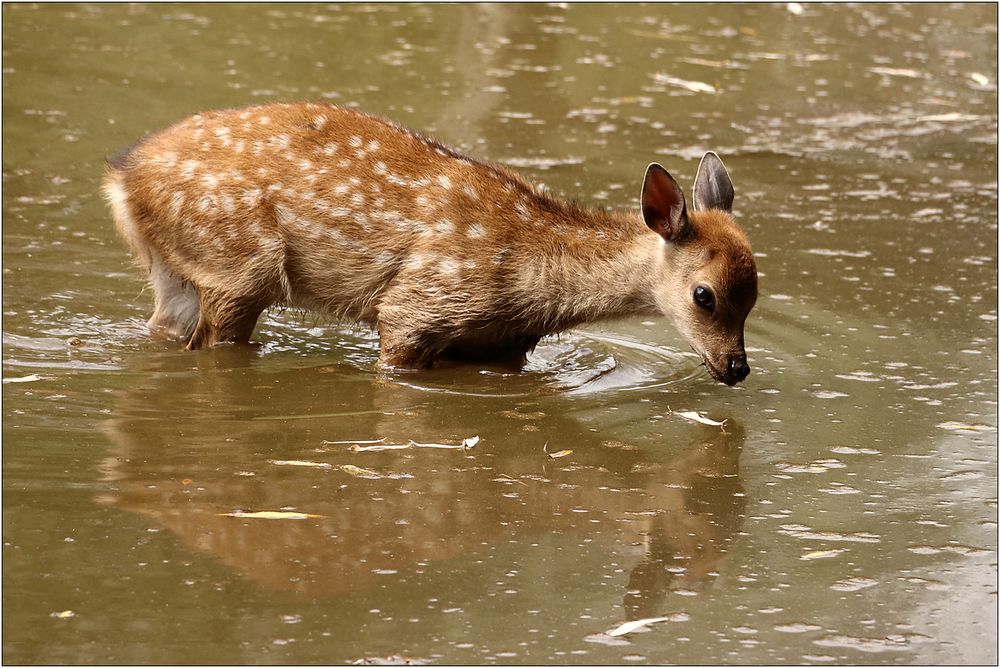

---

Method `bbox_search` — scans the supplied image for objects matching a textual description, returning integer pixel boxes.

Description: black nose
[728,356,750,383]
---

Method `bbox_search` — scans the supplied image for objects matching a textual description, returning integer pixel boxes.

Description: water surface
[3,3,997,664]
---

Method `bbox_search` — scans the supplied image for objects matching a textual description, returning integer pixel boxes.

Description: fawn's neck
[512,209,664,334]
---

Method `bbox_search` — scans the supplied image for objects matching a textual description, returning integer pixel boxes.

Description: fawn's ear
[641,162,690,242]
[691,151,734,213]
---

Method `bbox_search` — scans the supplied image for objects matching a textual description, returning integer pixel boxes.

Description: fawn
[104,103,758,385]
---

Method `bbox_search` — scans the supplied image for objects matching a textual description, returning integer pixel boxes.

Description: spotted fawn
[104,102,758,384]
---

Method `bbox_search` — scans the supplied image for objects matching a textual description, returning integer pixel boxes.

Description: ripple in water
[389,331,706,398]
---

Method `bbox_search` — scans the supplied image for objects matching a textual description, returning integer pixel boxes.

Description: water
[3,3,996,664]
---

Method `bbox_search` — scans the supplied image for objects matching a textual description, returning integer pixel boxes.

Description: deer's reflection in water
[99,352,745,613]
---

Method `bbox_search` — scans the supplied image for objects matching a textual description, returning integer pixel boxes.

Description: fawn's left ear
[641,162,690,243]
[692,151,734,213]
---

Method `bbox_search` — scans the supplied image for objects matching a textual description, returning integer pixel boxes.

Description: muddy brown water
[3,4,997,664]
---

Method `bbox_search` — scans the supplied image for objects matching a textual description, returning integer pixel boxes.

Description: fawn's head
[641,152,758,386]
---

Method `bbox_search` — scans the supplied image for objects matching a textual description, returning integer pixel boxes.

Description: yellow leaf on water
[547,449,573,459]
[341,464,382,479]
[220,511,324,520]
[801,549,844,560]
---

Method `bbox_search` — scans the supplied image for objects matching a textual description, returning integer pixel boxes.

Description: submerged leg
[186,288,273,350]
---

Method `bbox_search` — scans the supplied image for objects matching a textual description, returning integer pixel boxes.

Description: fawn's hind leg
[186,287,274,350]
[146,257,200,341]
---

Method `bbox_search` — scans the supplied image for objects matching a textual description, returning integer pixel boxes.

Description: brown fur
[103,102,758,383]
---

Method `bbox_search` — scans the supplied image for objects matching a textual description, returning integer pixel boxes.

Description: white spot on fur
[462,184,479,200]
[466,222,486,239]
[434,219,455,235]
[241,188,262,207]
[168,192,185,217]
[258,115,271,125]
[200,173,219,190]
[334,184,350,196]
[313,114,327,129]
[338,159,352,169]
[180,160,200,178]
[351,192,365,208]
[366,140,380,152]
[321,142,338,156]
[438,258,458,275]
[415,195,430,208]
[437,175,452,189]
[349,135,362,148]
[298,159,313,171]
[463,259,477,270]
[374,161,387,174]
[196,194,216,213]
[220,193,235,215]
[405,254,429,270]
[234,139,245,153]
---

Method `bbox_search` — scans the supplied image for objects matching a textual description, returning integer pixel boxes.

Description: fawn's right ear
[641,163,690,243]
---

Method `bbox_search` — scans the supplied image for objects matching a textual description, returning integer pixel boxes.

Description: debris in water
[543,442,573,459]
[351,442,412,452]
[970,72,991,87]
[270,459,334,469]
[346,436,480,452]
[606,614,684,637]
[936,421,994,433]
[652,72,717,94]
[50,610,75,619]
[351,656,426,666]
[341,464,382,479]
[220,510,324,520]
[3,374,46,384]
[324,437,388,445]
[673,410,727,427]
[801,549,846,560]
[786,2,804,15]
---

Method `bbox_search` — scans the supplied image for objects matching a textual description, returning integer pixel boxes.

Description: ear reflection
[622,423,745,620]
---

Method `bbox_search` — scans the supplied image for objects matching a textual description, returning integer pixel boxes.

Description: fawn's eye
[693,285,715,312]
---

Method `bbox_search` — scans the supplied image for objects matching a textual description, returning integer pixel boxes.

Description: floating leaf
[220,510,324,520]
[801,549,845,560]
[652,72,717,94]
[547,449,573,459]
[341,464,382,479]
[50,610,75,619]
[607,616,676,637]
[3,374,46,384]
[674,410,727,427]
[270,459,334,469]
[936,421,994,433]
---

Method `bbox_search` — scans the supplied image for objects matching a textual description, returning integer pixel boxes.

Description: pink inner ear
[642,166,686,241]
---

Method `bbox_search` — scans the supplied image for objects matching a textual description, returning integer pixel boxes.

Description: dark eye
[693,286,715,311]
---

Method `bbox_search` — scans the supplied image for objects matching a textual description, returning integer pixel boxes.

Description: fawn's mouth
[701,356,745,387]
